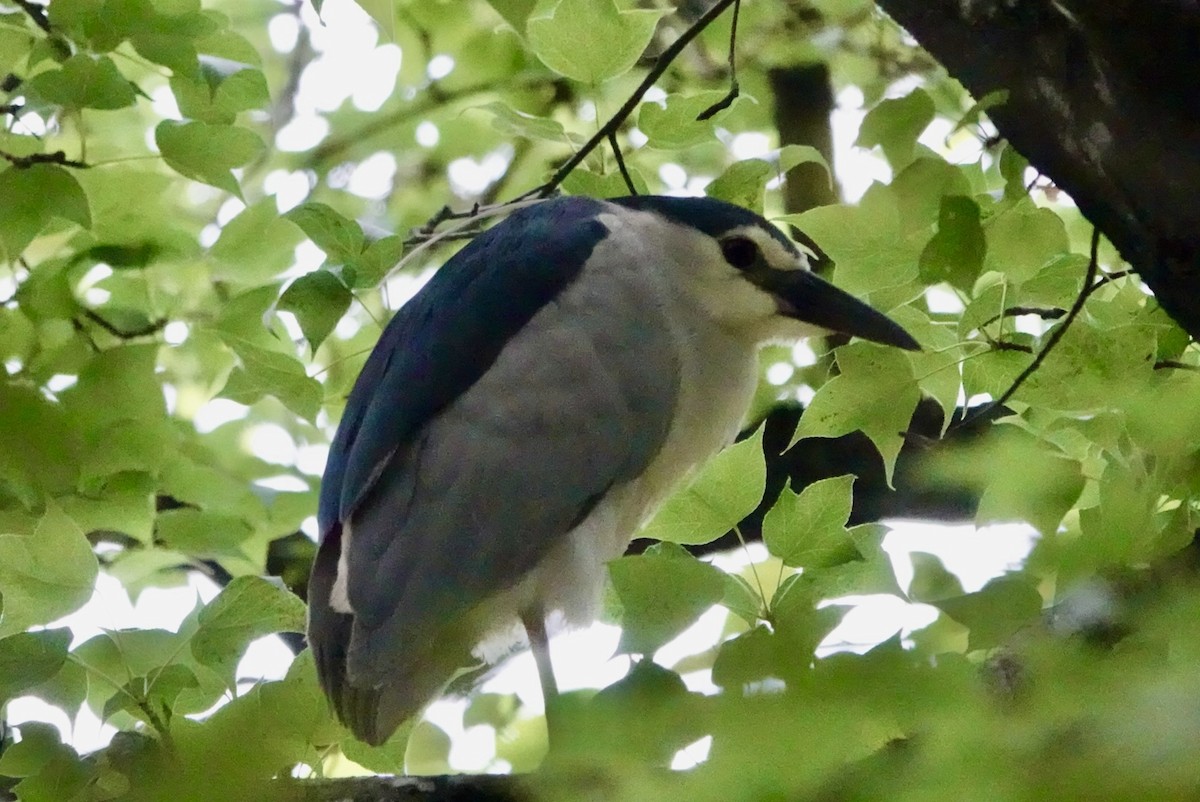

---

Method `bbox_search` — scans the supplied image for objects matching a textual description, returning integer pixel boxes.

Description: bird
[308,194,920,746]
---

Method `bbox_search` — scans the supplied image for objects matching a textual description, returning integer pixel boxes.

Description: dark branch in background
[0,150,88,169]
[527,0,740,199]
[285,774,527,802]
[874,0,1200,341]
[769,64,839,216]
[1154,359,1200,372]
[956,227,1101,431]
[77,309,167,339]
[270,2,315,134]
[13,0,51,33]
[980,306,1067,327]
[695,0,742,120]
[608,131,637,195]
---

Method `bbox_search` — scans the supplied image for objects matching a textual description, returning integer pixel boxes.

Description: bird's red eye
[721,236,759,270]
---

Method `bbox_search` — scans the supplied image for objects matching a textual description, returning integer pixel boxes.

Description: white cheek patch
[329,520,354,614]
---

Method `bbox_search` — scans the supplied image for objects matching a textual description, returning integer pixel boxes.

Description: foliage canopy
[0,0,1198,799]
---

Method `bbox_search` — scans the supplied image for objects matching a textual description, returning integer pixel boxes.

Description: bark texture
[875,0,1200,338]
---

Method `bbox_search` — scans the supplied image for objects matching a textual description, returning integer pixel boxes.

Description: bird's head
[609,195,920,351]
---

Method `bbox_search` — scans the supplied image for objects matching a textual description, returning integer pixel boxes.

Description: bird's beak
[760,268,921,351]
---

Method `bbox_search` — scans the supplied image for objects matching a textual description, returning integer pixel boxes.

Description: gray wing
[344,265,679,700]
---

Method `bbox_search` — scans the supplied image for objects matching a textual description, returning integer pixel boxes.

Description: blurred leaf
[906,552,964,603]
[0,164,92,258]
[856,88,935,169]
[0,504,98,636]
[638,92,727,149]
[721,573,762,625]
[528,0,665,83]
[210,199,305,283]
[474,100,576,144]
[28,54,136,110]
[933,575,1042,650]
[221,342,323,421]
[155,120,264,197]
[641,427,765,546]
[285,202,365,264]
[170,57,269,124]
[610,543,726,654]
[278,270,353,352]
[190,576,306,685]
[488,0,537,32]
[561,165,649,198]
[919,195,986,290]
[983,199,1070,284]
[404,720,453,776]
[0,628,71,704]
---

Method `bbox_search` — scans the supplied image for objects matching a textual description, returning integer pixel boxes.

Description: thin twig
[609,131,637,195]
[979,305,1067,328]
[0,150,88,169]
[526,0,740,200]
[1154,360,1200,372]
[79,308,167,339]
[697,0,742,121]
[957,227,1102,429]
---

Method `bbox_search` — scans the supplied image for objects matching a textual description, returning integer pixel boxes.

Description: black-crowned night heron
[309,195,919,745]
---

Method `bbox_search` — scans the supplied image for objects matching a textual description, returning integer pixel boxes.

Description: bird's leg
[520,607,560,744]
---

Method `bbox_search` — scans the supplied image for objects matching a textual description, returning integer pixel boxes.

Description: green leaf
[721,573,762,625]
[356,0,396,40]
[285,202,365,263]
[856,88,935,169]
[0,722,90,802]
[277,271,353,352]
[712,625,778,690]
[221,341,323,421]
[28,54,137,110]
[0,628,71,704]
[0,504,99,636]
[641,426,766,546]
[906,552,965,603]
[404,720,453,776]
[794,342,920,485]
[155,120,264,197]
[351,234,405,288]
[638,91,728,149]
[209,199,304,284]
[609,543,726,654]
[474,100,576,144]
[764,475,858,569]
[528,0,665,84]
[0,164,92,258]
[919,196,986,290]
[933,575,1042,650]
[560,165,649,199]
[170,57,270,124]
[983,200,1070,284]
[488,0,537,32]
[772,523,903,604]
[191,576,306,685]
[780,186,923,297]
[706,147,830,214]
[155,508,253,557]
[102,663,199,725]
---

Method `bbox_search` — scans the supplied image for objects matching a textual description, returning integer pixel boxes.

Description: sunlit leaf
[609,543,726,655]
[528,0,665,83]
[641,427,765,546]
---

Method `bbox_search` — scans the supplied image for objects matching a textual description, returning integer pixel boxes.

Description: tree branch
[874,0,1200,340]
